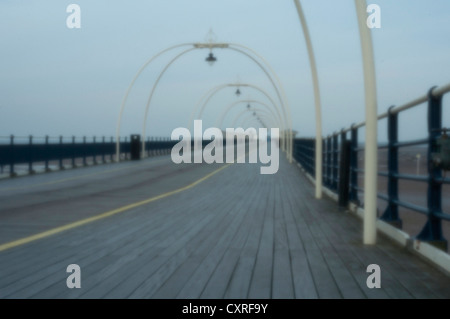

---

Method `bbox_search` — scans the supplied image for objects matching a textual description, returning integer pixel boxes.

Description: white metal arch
[233,108,275,129]
[189,83,292,161]
[116,41,294,163]
[237,113,274,132]
[216,99,282,131]
[292,0,378,244]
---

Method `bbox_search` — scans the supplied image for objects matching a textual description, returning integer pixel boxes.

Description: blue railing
[0,135,176,177]
[294,84,450,250]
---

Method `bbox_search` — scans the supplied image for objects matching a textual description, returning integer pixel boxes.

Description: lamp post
[293,0,323,199]
[292,0,378,245]
[354,0,378,245]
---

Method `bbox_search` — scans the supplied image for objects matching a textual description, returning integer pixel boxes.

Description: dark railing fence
[0,135,240,177]
[294,85,450,251]
[0,135,177,176]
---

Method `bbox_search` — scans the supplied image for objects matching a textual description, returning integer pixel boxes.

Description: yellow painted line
[0,163,232,252]
[0,157,167,192]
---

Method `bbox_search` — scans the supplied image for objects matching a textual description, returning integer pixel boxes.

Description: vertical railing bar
[83,136,87,166]
[381,106,402,228]
[416,86,447,250]
[59,135,64,170]
[45,135,49,172]
[28,135,33,174]
[333,133,338,191]
[350,125,359,204]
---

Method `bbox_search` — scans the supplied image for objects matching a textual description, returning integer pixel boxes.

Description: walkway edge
[295,161,450,277]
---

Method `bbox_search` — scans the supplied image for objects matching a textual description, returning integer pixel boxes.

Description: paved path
[0,154,449,298]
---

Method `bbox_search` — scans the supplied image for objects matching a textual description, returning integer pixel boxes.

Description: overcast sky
[1,0,449,142]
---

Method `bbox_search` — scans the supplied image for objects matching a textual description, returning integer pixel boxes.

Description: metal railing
[0,135,176,177]
[294,84,450,250]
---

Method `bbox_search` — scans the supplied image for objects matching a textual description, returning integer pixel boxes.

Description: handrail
[0,135,174,177]
[345,83,450,132]
[294,83,450,251]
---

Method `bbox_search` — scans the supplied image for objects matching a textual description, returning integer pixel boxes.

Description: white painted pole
[355,0,378,245]
[293,0,323,199]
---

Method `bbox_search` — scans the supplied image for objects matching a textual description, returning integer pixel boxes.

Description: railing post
[381,106,402,228]
[349,125,359,204]
[322,138,326,186]
[327,135,332,188]
[311,138,315,176]
[124,136,128,159]
[416,87,447,250]
[332,133,339,191]
[9,135,16,177]
[59,135,64,170]
[110,137,114,162]
[72,136,76,168]
[102,136,106,163]
[45,135,49,172]
[83,136,87,166]
[118,137,121,160]
[149,136,153,157]
[9,135,15,177]
[28,135,34,174]
[338,130,350,207]
[93,136,97,165]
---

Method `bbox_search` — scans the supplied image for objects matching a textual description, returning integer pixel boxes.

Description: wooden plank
[199,171,263,298]
[4,198,196,298]
[313,198,428,299]
[310,201,413,299]
[271,182,295,299]
[171,164,261,299]
[82,173,238,299]
[2,153,450,300]
[374,236,450,299]
[125,165,256,298]
[1,189,206,298]
[125,189,247,298]
[223,181,268,298]
[290,199,342,298]
[247,178,275,299]
[282,177,318,299]
[30,195,215,299]
[1,166,237,298]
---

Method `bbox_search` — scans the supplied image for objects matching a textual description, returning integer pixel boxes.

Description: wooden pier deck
[0,154,449,299]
